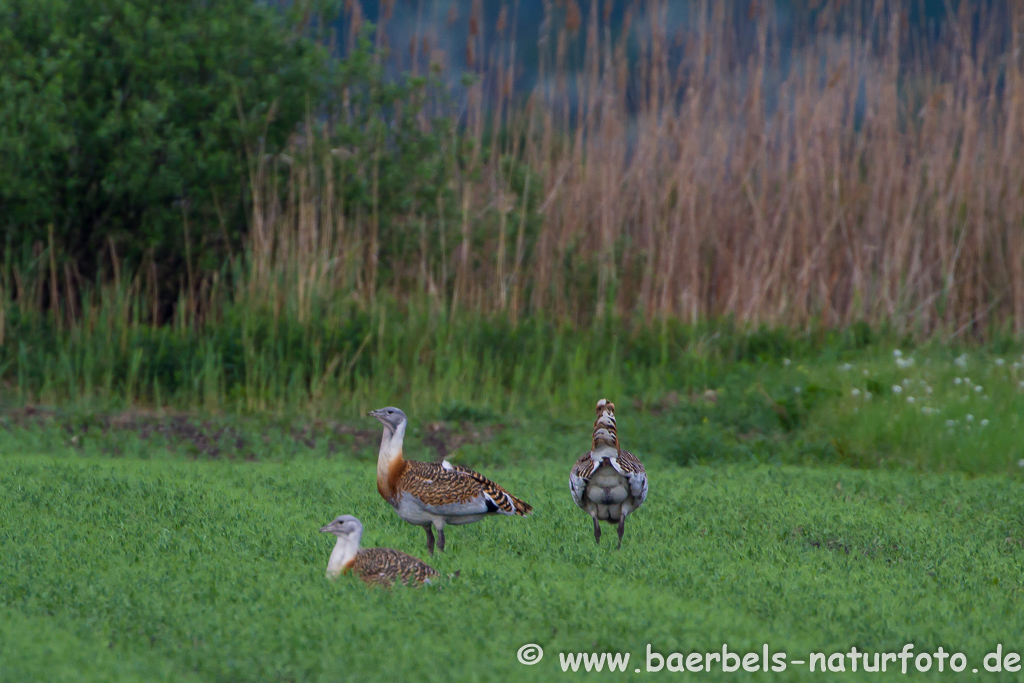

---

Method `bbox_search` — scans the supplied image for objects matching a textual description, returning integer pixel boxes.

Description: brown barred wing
[448,463,533,515]
[615,449,645,475]
[352,548,438,588]
[400,461,532,516]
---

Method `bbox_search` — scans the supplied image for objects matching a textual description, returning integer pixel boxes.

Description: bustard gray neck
[326,527,362,578]
[378,418,406,458]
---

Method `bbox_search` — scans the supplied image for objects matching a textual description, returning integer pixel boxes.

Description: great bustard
[569,399,648,548]
[369,407,532,555]
[319,515,438,587]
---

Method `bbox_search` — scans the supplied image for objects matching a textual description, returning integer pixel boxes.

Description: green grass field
[2,345,1024,681]
[2,453,1023,682]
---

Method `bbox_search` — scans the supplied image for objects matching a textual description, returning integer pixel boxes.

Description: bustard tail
[445,463,533,515]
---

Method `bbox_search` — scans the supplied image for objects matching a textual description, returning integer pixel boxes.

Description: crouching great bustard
[320,514,438,587]
[369,407,532,555]
[569,399,648,548]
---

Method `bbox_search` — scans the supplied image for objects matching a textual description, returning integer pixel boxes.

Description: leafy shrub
[0,0,329,286]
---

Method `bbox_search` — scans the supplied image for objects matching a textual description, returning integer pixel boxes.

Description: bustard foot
[593,517,601,545]
[437,527,446,553]
[616,517,625,549]
[424,525,435,556]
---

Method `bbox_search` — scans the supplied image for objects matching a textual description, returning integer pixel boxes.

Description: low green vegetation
[4,316,1022,475]
[1,432,1023,682]
[5,298,851,415]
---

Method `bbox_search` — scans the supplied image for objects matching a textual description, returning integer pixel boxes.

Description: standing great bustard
[569,399,648,548]
[369,407,532,555]
[320,514,438,587]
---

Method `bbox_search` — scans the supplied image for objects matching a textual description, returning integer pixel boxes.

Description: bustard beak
[319,523,337,533]
[367,409,381,418]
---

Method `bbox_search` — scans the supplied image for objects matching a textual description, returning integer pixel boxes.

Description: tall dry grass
[244,0,1024,338]
[4,0,1023,343]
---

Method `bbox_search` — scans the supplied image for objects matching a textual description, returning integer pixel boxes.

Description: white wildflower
[995,358,1005,366]
[851,388,861,397]
[981,419,989,427]
[783,358,791,366]
[907,396,915,404]
[955,354,969,368]
[974,385,983,393]
[954,377,963,385]
[840,363,853,371]
[893,349,903,358]
[864,391,873,400]
[945,419,956,427]
[892,385,903,394]
[966,414,974,422]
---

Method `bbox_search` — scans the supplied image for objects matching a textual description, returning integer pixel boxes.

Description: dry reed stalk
[76,0,1016,340]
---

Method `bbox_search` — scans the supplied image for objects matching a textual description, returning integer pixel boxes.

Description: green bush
[0,0,329,283]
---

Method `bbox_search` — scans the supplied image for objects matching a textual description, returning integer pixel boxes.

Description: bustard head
[320,514,364,537]
[368,406,407,434]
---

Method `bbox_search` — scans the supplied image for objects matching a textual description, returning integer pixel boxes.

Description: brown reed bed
[5,0,1024,342]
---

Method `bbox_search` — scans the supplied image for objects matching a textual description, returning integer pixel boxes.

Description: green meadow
[2,343,1024,682]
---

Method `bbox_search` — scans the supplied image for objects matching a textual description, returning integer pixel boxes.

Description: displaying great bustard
[319,514,438,587]
[369,407,532,555]
[569,399,648,548]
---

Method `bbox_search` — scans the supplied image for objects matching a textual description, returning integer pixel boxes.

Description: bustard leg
[592,516,601,544]
[424,525,436,556]
[434,520,447,553]
[616,516,626,549]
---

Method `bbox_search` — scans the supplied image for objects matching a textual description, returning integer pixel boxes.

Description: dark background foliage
[0,0,327,291]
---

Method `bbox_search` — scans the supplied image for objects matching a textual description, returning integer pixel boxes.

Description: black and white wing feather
[569,454,595,509]
[611,449,648,508]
